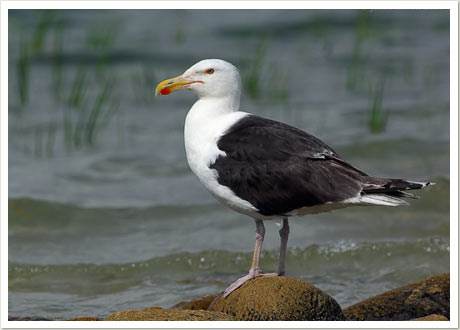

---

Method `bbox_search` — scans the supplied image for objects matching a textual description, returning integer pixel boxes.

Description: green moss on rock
[343,273,450,321]
[104,306,235,321]
[410,314,449,321]
[71,316,102,321]
[171,294,219,311]
[209,276,345,321]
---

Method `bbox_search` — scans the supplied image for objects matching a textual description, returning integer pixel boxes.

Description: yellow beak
[155,75,191,96]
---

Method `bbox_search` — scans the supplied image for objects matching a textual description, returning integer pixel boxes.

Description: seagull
[155,59,432,298]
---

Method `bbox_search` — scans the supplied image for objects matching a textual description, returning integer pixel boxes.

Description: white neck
[184,95,241,144]
[183,94,248,176]
[193,94,240,114]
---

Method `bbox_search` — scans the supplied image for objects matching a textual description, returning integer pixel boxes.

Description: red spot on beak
[160,87,171,95]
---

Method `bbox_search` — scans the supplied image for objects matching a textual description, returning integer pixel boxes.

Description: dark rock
[171,294,219,311]
[410,314,449,321]
[343,273,449,321]
[8,316,52,321]
[71,317,102,321]
[104,306,235,321]
[209,276,345,321]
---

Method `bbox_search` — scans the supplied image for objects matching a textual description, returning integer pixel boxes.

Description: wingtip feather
[360,194,409,206]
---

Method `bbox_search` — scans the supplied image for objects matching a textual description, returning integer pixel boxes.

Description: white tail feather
[407,180,434,188]
[360,194,409,206]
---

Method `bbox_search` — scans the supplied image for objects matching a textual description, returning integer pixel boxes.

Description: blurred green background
[8,10,449,320]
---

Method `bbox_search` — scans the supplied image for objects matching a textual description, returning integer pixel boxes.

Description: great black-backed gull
[155,59,432,298]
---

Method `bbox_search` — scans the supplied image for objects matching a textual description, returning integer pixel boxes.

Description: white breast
[184,99,259,216]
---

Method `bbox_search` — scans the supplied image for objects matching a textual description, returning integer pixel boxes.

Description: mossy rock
[171,294,219,311]
[343,273,449,321]
[104,306,235,321]
[209,276,345,321]
[410,314,449,321]
[71,316,102,321]
[8,316,53,321]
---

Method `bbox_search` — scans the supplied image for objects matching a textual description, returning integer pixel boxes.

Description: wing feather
[210,115,366,216]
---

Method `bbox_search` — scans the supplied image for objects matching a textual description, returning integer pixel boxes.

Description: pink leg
[276,218,290,276]
[223,218,291,298]
[223,219,265,298]
[259,217,290,277]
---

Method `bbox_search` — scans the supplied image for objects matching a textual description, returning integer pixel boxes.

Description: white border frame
[1,1,458,329]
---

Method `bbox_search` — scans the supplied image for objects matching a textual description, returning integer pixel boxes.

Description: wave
[9,197,222,224]
[9,237,449,296]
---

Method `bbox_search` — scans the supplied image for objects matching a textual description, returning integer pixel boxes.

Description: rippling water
[8,9,450,319]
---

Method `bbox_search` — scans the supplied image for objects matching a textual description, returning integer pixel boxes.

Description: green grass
[268,65,289,102]
[67,64,88,108]
[309,15,328,39]
[242,39,267,100]
[12,12,123,154]
[346,10,372,92]
[240,37,291,102]
[84,78,115,145]
[402,57,414,83]
[69,78,115,148]
[52,19,64,101]
[62,106,73,151]
[57,22,120,150]
[15,10,56,106]
[85,24,118,50]
[34,127,43,158]
[174,10,187,44]
[368,77,387,133]
[31,10,55,53]
[32,124,56,158]
[17,36,30,105]
[175,26,186,44]
[46,124,57,157]
[85,23,119,77]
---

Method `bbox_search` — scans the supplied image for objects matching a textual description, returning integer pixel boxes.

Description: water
[8,10,450,320]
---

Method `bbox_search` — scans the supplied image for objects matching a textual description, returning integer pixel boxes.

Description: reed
[17,36,30,105]
[67,64,88,108]
[346,10,371,92]
[85,78,115,145]
[31,10,55,53]
[174,10,187,44]
[34,127,43,158]
[368,77,387,133]
[72,106,87,149]
[268,65,289,102]
[85,23,118,77]
[52,19,64,101]
[46,124,56,157]
[16,10,56,106]
[402,57,414,83]
[243,39,267,100]
[62,106,73,150]
[11,12,122,155]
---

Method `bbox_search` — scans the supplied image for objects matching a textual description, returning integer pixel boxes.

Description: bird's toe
[223,268,262,298]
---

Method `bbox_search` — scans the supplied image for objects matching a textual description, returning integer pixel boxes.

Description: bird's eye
[205,68,214,74]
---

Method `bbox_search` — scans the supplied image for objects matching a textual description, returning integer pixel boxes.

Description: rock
[8,316,52,321]
[104,306,235,321]
[171,294,219,311]
[71,317,102,321]
[209,276,345,321]
[410,314,449,321]
[343,273,449,321]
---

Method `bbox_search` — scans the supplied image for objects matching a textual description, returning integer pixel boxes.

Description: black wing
[209,115,368,216]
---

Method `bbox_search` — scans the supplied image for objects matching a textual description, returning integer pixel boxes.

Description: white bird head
[155,59,242,100]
